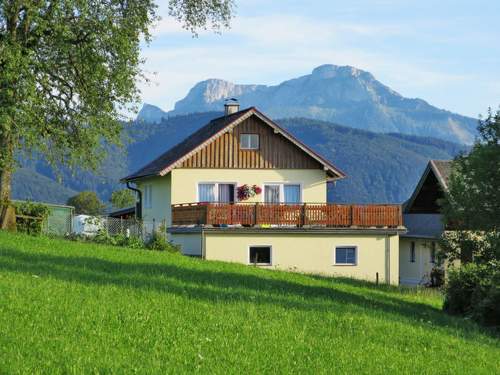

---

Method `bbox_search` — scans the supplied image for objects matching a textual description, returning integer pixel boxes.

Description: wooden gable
[406,168,444,214]
[179,115,323,170]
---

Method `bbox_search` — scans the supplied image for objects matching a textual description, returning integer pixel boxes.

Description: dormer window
[240,134,259,150]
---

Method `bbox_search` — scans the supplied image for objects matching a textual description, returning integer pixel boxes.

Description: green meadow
[0,231,498,374]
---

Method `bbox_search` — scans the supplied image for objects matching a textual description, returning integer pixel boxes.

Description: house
[399,160,451,285]
[122,102,405,285]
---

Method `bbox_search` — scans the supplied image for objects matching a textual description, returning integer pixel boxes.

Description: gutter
[126,181,142,220]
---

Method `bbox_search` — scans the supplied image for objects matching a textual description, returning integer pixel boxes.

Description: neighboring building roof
[404,159,453,213]
[108,206,135,218]
[430,159,452,190]
[122,107,346,182]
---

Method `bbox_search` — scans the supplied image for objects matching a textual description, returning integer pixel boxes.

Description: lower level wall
[399,238,439,285]
[170,233,202,256]
[203,232,400,285]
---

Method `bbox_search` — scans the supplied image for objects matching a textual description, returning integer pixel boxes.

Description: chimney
[224,98,240,116]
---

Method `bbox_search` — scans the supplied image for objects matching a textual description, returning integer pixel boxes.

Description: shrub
[443,263,499,328]
[146,230,179,253]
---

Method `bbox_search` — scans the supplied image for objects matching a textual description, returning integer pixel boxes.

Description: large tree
[440,107,500,264]
[0,0,234,227]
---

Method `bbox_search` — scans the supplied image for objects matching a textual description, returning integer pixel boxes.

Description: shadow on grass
[0,244,496,342]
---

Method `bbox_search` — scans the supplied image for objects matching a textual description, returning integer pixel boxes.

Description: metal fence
[86,217,167,242]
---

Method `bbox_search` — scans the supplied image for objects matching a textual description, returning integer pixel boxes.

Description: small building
[122,103,405,285]
[108,206,136,220]
[399,160,451,285]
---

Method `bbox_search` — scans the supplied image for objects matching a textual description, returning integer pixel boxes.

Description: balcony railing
[171,203,403,228]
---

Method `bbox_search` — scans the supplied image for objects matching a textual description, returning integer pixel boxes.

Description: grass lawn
[0,232,498,374]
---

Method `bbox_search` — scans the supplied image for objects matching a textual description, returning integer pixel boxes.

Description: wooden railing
[172,203,403,228]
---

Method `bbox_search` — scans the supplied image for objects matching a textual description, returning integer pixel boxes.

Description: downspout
[385,233,391,285]
[126,181,142,220]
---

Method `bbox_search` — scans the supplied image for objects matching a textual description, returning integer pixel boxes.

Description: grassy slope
[0,232,498,374]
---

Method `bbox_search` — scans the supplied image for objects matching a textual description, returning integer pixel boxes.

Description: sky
[137,0,500,118]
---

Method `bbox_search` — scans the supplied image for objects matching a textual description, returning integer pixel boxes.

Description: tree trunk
[0,133,16,230]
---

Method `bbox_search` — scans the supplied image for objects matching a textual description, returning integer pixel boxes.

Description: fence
[81,217,167,242]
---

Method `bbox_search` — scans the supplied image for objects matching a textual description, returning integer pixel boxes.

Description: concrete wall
[204,232,400,285]
[170,168,328,204]
[171,233,202,256]
[137,174,171,225]
[399,238,438,285]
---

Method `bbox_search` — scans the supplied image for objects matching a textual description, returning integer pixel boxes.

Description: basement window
[334,246,357,265]
[240,134,259,150]
[249,246,271,265]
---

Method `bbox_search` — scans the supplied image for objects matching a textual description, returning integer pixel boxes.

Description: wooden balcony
[172,203,403,228]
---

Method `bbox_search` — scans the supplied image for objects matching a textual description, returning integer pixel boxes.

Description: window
[249,246,271,265]
[198,183,235,203]
[240,134,259,150]
[334,246,357,265]
[264,183,301,204]
[410,241,416,263]
[144,185,153,209]
[430,242,436,264]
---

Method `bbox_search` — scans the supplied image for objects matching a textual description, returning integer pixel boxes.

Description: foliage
[439,106,500,327]
[443,263,499,328]
[67,191,105,215]
[0,231,498,373]
[0,1,234,223]
[110,189,136,209]
[441,108,500,233]
[14,201,50,235]
[146,224,180,252]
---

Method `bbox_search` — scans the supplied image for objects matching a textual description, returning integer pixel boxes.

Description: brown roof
[123,107,346,182]
[403,159,452,212]
[430,159,452,190]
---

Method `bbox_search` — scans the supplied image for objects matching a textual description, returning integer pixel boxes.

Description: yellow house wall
[136,174,171,225]
[170,168,328,204]
[204,232,400,285]
[399,238,439,285]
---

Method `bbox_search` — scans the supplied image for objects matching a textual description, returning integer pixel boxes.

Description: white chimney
[224,98,240,115]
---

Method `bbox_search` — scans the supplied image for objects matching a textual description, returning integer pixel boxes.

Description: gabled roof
[122,107,346,182]
[404,159,452,213]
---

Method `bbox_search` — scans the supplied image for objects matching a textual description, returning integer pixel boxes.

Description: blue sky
[138,0,500,118]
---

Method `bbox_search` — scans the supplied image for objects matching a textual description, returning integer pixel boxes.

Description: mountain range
[13,64,473,205]
[139,64,477,145]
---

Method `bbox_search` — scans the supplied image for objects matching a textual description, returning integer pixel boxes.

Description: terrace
[171,203,403,228]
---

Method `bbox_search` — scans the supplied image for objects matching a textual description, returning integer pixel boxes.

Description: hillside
[0,232,498,373]
[160,64,478,144]
[12,112,466,204]
[12,168,77,204]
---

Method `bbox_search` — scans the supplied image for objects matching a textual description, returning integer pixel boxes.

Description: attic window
[240,134,259,150]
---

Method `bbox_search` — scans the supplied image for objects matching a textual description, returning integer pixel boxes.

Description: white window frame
[248,245,272,266]
[262,182,303,204]
[333,245,357,266]
[240,133,259,150]
[196,182,238,203]
[143,184,153,209]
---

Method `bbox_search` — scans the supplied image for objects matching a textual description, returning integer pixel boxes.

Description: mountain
[12,111,466,205]
[12,168,77,204]
[163,64,477,145]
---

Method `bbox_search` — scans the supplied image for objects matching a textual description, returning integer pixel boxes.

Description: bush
[444,263,499,328]
[146,230,179,253]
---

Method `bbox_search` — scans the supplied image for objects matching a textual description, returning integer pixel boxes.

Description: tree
[67,191,105,215]
[110,189,136,209]
[0,0,234,227]
[440,107,500,264]
[440,107,500,326]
